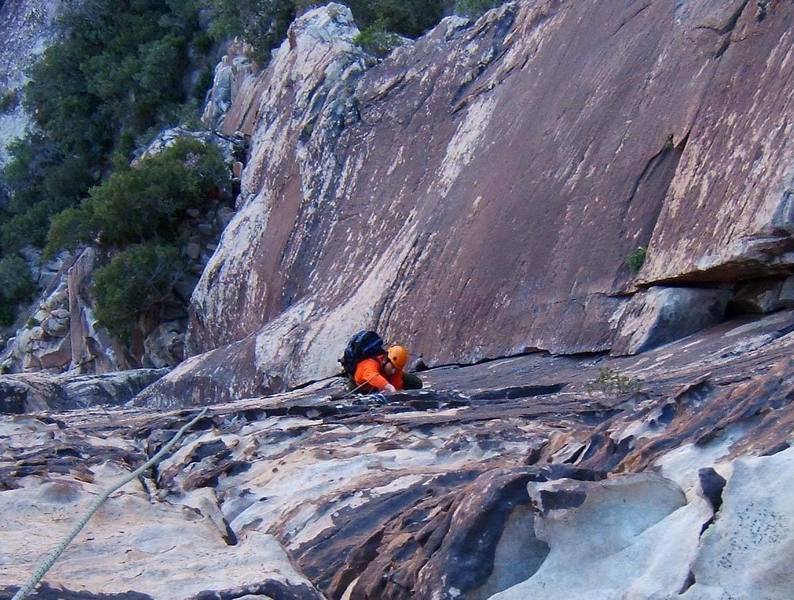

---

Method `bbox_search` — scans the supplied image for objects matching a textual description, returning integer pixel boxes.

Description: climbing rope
[12,407,210,600]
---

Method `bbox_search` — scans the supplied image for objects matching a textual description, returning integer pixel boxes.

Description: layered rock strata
[2,311,793,598]
[142,0,794,406]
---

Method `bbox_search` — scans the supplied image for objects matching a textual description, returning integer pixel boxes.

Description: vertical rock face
[0,0,62,167]
[639,2,794,284]
[142,1,794,405]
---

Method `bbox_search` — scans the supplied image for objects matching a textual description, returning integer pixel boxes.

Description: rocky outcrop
[1,249,133,374]
[139,1,794,406]
[201,41,257,133]
[0,0,62,168]
[611,286,732,356]
[0,368,167,414]
[3,310,794,598]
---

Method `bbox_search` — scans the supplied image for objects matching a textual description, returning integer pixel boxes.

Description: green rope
[12,407,209,600]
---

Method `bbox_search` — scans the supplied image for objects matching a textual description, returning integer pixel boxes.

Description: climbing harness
[11,407,209,600]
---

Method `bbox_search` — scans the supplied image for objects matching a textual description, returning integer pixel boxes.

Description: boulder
[612,287,732,356]
[490,474,707,599]
[185,242,202,261]
[37,334,71,370]
[779,275,794,307]
[682,448,794,599]
[41,312,69,337]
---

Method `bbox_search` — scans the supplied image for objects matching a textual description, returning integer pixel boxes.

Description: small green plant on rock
[626,246,647,273]
[586,367,642,396]
[353,24,403,57]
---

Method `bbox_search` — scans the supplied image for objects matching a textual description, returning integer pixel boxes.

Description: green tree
[45,138,229,254]
[1,0,207,255]
[92,244,185,340]
[205,0,448,59]
[0,256,35,327]
[206,0,297,62]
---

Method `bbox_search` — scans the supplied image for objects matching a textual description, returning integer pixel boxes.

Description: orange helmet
[387,345,409,371]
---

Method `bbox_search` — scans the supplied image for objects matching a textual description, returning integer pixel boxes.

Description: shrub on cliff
[206,0,447,59]
[0,89,18,113]
[343,0,445,38]
[626,247,647,273]
[46,139,228,254]
[1,135,93,252]
[206,0,296,62]
[353,24,403,57]
[0,256,35,327]
[92,244,185,340]
[454,0,505,18]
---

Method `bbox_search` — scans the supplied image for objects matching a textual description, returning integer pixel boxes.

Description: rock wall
[0,0,62,168]
[141,1,794,406]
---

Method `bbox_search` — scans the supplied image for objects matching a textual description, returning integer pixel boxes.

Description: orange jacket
[354,356,404,391]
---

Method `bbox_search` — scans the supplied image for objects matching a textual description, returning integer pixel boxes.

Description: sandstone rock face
[611,286,733,356]
[201,42,256,132]
[140,1,794,406]
[3,311,794,598]
[0,0,62,167]
[66,248,131,373]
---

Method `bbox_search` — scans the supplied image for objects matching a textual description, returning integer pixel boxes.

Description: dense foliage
[0,256,36,327]
[206,0,449,60]
[92,244,185,340]
[454,0,504,18]
[1,0,208,257]
[48,139,228,339]
[46,139,229,254]
[0,0,217,337]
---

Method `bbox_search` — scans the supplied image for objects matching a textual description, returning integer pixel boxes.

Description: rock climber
[354,344,423,393]
[341,330,423,394]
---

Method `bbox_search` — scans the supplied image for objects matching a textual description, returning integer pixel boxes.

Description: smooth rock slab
[0,466,320,600]
[0,369,169,414]
[492,474,711,600]
[682,447,794,599]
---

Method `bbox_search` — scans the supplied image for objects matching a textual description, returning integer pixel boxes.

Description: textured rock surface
[140,1,794,405]
[0,0,62,167]
[201,42,256,132]
[0,368,168,414]
[3,311,794,598]
[611,286,732,356]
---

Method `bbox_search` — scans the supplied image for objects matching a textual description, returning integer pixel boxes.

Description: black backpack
[340,331,385,377]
